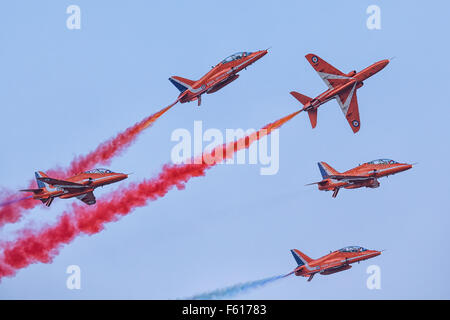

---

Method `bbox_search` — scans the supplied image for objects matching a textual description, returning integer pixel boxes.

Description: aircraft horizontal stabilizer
[19,188,43,194]
[305,181,327,186]
[290,91,312,106]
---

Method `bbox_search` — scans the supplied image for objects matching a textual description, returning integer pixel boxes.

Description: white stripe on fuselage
[80,176,114,183]
[48,176,115,190]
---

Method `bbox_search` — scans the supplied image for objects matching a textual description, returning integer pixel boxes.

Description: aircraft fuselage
[303,59,389,112]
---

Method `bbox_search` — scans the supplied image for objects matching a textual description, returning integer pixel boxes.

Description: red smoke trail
[0,103,175,227]
[0,191,38,227]
[47,103,176,178]
[0,110,300,280]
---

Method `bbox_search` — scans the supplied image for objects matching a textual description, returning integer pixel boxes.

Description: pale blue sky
[0,0,449,299]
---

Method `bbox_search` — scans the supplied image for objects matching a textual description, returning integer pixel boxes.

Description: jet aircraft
[20,168,128,207]
[169,50,268,106]
[290,53,389,133]
[307,159,413,197]
[290,246,381,281]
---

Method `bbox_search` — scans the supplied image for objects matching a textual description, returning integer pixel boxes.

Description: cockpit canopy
[366,159,398,165]
[221,52,252,64]
[84,168,113,174]
[339,246,367,253]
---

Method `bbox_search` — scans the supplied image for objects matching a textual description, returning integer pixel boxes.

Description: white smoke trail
[184,273,292,300]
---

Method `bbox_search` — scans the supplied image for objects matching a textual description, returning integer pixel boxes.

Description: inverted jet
[291,54,389,133]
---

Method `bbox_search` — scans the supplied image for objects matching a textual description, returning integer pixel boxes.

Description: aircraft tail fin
[19,171,49,194]
[290,91,317,128]
[35,171,49,189]
[307,109,318,128]
[290,249,312,266]
[169,76,195,93]
[317,162,339,179]
[290,91,312,106]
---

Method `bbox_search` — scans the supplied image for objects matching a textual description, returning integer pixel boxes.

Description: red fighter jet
[20,168,128,207]
[290,53,389,133]
[169,50,268,106]
[290,246,381,281]
[307,159,413,198]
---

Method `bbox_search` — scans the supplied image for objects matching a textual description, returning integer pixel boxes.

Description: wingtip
[352,126,361,134]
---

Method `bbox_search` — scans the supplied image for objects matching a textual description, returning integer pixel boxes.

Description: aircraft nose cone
[400,163,413,171]
[380,59,390,69]
[368,250,382,258]
[256,49,268,58]
[116,173,128,181]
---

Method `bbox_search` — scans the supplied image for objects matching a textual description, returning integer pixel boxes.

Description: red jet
[290,246,381,281]
[290,54,389,133]
[169,50,268,106]
[307,159,413,198]
[20,169,128,207]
